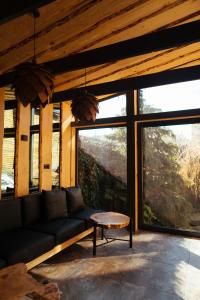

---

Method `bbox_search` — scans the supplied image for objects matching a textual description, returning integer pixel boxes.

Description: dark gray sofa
[0,187,101,269]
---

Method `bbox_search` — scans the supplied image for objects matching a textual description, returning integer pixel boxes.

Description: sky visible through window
[142,79,200,112]
[142,79,200,140]
[97,94,126,119]
[81,80,200,139]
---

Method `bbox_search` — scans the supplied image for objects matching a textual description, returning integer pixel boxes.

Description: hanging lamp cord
[84,68,87,94]
[32,10,40,63]
[33,15,36,63]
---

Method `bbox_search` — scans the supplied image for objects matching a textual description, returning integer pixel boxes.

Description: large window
[78,127,127,213]
[1,105,16,195]
[141,122,200,233]
[139,79,200,237]
[76,81,200,238]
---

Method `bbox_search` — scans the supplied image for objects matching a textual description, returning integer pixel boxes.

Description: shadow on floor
[30,231,200,300]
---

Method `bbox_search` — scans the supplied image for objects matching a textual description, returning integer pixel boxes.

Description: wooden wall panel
[0,89,4,199]
[60,102,75,187]
[15,102,30,197]
[40,104,53,191]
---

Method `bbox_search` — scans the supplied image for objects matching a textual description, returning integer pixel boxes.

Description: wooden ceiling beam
[0,0,56,25]
[47,19,200,74]
[1,19,200,87]
[52,65,200,102]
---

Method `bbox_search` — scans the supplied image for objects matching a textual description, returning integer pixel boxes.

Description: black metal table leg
[129,218,133,248]
[93,224,97,256]
[101,226,104,240]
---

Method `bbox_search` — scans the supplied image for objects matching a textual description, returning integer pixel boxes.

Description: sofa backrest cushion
[65,187,86,215]
[43,189,68,221]
[0,199,22,232]
[21,192,42,225]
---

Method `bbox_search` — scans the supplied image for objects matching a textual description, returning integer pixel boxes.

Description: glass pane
[31,108,40,125]
[142,123,200,233]
[4,109,16,128]
[78,127,127,213]
[5,87,15,101]
[30,133,39,189]
[139,79,200,114]
[52,132,60,186]
[53,103,60,123]
[97,95,126,119]
[1,137,15,194]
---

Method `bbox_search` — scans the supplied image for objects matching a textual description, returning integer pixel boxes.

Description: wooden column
[40,104,53,191]
[60,102,76,187]
[0,89,4,199]
[15,102,30,197]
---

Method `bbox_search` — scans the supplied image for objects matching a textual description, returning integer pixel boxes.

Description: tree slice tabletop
[90,211,130,229]
[0,263,60,300]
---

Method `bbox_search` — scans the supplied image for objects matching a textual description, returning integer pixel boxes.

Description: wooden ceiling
[0,0,200,93]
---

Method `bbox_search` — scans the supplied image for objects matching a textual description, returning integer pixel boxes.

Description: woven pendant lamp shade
[71,92,99,122]
[14,62,54,108]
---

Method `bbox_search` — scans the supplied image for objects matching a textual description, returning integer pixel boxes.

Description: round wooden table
[90,211,133,255]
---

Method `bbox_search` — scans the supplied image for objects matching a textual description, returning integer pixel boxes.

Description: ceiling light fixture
[13,10,54,108]
[71,68,99,122]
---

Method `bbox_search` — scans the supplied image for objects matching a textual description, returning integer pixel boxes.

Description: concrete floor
[30,230,200,300]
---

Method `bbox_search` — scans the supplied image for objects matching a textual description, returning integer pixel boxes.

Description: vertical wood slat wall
[60,102,76,188]
[0,99,75,198]
[0,89,4,199]
[15,102,30,197]
[40,104,53,191]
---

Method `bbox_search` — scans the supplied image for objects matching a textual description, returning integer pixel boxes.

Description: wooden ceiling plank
[37,0,198,63]
[1,18,200,87]
[44,19,200,73]
[1,1,199,73]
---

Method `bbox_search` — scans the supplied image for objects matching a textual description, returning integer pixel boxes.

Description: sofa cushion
[43,190,68,221]
[0,258,7,269]
[0,199,22,233]
[21,192,42,225]
[70,207,103,228]
[0,229,54,265]
[65,187,86,215]
[27,218,85,245]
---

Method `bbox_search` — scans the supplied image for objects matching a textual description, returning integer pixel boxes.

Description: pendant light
[13,10,54,108]
[71,68,99,122]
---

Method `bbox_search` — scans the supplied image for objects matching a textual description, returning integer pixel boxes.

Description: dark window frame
[73,75,200,238]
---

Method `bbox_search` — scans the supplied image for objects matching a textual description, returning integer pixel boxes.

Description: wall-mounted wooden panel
[60,102,75,187]
[15,102,30,197]
[40,104,53,190]
[0,89,4,199]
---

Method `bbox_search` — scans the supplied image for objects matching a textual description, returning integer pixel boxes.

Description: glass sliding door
[77,127,127,213]
[140,121,200,234]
